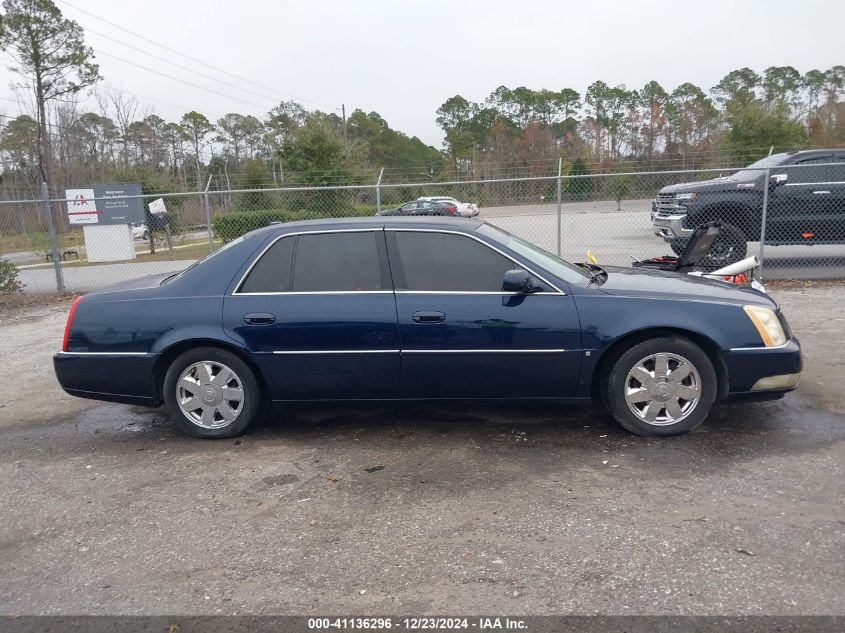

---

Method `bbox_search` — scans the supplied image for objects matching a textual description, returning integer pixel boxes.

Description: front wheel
[163,346,262,438]
[604,336,717,436]
[702,223,747,268]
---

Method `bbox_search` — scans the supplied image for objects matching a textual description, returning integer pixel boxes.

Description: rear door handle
[813,190,831,195]
[412,310,446,323]
[243,312,276,325]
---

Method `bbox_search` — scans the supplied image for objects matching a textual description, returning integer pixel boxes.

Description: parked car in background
[377,200,458,216]
[417,196,479,217]
[131,223,149,240]
[651,149,845,267]
[54,216,801,440]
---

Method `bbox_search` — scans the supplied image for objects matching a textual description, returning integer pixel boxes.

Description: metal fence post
[40,181,65,294]
[203,174,213,254]
[375,167,384,214]
[556,157,562,256]
[758,146,774,280]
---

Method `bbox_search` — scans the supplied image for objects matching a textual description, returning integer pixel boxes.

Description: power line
[56,0,336,110]
[93,49,276,112]
[82,25,284,106]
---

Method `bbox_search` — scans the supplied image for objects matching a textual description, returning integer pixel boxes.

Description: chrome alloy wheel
[624,352,702,426]
[176,361,244,429]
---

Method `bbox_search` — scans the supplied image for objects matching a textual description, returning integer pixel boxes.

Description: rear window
[239,231,384,293]
[292,232,383,292]
[239,236,294,293]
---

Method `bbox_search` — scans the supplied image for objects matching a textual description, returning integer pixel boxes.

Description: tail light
[62,295,84,352]
[447,206,457,214]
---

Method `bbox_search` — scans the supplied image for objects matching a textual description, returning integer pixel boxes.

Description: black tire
[702,223,747,268]
[604,336,717,437]
[163,346,262,438]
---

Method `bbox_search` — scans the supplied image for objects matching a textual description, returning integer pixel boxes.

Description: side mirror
[502,269,539,293]
[771,173,788,187]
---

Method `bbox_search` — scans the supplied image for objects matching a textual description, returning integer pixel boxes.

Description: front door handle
[412,310,446,323]
[812,190,831,195]
[243,312,276,325]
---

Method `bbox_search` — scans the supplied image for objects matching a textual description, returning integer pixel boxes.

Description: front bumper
[653,212,695,240]
[723,338,802,400]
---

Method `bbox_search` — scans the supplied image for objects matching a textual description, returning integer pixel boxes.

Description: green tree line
[437,67,844,177]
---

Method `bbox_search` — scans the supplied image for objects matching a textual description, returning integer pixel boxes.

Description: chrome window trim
[235,291,393,296]
[394,290,560,296]
[784,181,845,187]
[232,226,568,296]
[386,227,565,294]
[232,228,385,296]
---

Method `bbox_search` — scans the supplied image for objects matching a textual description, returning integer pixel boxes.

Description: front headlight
[743,305,787,347]
[675,192,696,202]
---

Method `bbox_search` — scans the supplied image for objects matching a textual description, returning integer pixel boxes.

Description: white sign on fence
[148,198,167,215]
[65,188,98,225]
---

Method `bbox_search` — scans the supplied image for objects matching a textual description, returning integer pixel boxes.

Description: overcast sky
[1,0,843,147]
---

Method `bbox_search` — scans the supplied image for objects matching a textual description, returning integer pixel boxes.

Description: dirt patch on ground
[0,293,94,428]
[0,286,842,615]
[0,292,75,322]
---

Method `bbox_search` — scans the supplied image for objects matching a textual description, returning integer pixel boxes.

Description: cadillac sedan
[54,217,801,439]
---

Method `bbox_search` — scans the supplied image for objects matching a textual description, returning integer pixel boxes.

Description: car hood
[595,266,776,309]
[660,176,748,194]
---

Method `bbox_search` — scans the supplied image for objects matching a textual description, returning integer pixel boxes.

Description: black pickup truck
[651,149,845,266]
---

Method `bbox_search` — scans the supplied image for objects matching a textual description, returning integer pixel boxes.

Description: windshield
[162,236,245,284]
[729,155,787,181]
[477,223,591,285]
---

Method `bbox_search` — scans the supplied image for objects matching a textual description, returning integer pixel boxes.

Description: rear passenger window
[392,231,518,291]
[292,232,383,292]
[239,236,294,293]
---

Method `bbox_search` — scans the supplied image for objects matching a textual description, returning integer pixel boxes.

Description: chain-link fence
[1,161,843,293]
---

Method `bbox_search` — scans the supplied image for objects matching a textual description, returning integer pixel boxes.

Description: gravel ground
[0,286,842,615]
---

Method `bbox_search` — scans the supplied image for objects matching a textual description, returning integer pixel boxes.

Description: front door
[223,229,400,401]
[385,229,582,400]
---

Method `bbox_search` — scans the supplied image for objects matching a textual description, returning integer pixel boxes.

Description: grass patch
[23,242,215,269]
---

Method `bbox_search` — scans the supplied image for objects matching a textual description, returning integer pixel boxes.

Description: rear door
[223,229,400,401]
[827,155,845,241]
[385,229,582,400]
[771,154,831,242]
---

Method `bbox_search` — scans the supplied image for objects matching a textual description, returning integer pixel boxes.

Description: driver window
[391,231,532,292]
[789,157,830,184]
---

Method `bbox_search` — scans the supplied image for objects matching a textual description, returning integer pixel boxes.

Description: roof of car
[776,148,844,161]
[248,215,484,239]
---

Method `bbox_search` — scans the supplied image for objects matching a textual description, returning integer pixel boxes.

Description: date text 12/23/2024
[308,618,527,630]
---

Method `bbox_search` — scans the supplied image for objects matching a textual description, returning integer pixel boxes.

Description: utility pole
[341,103,347,138]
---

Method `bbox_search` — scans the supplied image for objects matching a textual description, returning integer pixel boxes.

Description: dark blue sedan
[54,217,801,438]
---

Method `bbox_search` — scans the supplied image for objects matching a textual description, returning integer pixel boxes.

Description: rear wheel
[604,336,717,436]
[163,346,262,438]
